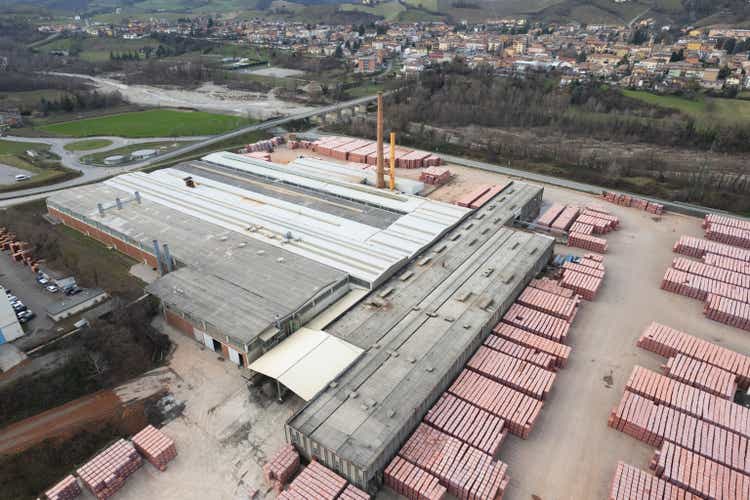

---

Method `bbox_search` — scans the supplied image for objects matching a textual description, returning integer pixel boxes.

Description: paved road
[0,94,377,204]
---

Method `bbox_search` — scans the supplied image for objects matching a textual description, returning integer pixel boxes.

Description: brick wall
[48,207,159,268]
[165,308,195,338]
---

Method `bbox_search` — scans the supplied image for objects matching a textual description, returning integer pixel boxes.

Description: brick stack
[516,287,579,322]
[528,277,576,298]
[602,191,664,215]
[483,335,556,370]
[636,322,750,388]
[703,253,750,276]
[581,209,620,229]
[672,256,750,288]
[455,186,490,208]
[550,205,580,231]
[396,424,510,499]
[536,203,566,228]
[338,484,370,500]
[44,475,81,500]
[574,213,613,234]
[454,184,509,209]
[567,233,608,254]
[560,269,602,301]
[262,444,300,488]
[384,456,447,500]
[307,136,441,168]
[131,425,177,472]
[419,167,452,185]
[491,322,571,369]
[650,442,750,499]
[502,303,570,342]
[663,353,738,400]
[76,439,142,500]
[568,221,593,235]
[244,136,284,153]
[673,235,750,261]
[467,346,556,400]
[706,223,750,249]
[660,267,749,303]
[284,460,347,500]
[577,256,605,271]
[704,294,750,332]
[608,462,694,500]
[423,393,507,456]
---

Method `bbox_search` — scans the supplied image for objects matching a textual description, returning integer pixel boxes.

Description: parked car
[65,286,83,296]
[12,302,26,313]
[14,174,31,182]
[18,310,35,323]
[4,289,11,295]
[45,284,59,293]
[7,295,17,303]
[36,276,50,286]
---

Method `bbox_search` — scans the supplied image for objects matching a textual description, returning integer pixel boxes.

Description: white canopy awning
[249,327,363,401]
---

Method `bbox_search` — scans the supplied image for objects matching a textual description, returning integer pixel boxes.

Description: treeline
[121,58,269,92]
[270,52,343,73]
[385,61,750,154]
[0,72,89,93]
[38,90,125,114]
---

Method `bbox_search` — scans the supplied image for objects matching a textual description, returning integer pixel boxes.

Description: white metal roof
[0,287,23,344]
[289,157,425,195]
[248,327,363,401]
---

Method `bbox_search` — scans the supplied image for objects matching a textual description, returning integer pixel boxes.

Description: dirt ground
[273,146,749,499]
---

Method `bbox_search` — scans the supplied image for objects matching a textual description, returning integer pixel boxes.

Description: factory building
[45,152,470,367]
[285,181,551,491]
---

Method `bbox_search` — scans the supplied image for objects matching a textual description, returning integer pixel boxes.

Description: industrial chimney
[376,92,385,189]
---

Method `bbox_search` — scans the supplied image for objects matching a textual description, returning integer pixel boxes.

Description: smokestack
[162,243,174,273]
[376,92,385,189]
[152,239,164,275]
[389,131,396,191]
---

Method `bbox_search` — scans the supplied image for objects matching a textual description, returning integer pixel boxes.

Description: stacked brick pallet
[704,294,750,332]
[537,203,566,228]
[243,136,284,153]
[419,167,452,186]
[396,424,510,499]
[491,322,571,369]
[704,214,750,249]
[384,456,447,500]
[131,425,177,472]
[560,268,602,301]
[636,322,750,388]
[423,393,507,456]
[567,233,608,254]
[454,183,509,209]
[467,346,556,399]
[529,277,576,299]
[76,439,142,500]
[483,335,556,370]
[673,235,750,262]
[338,484,371,500]
[661,267,749,303]
[550,206,580,231]
[650,442,750,499]
[502,303,570,342]
[663,353,738,400]
[282,460,348,499]
[44,475,81,500]
[304,136,442,168]
[602,191,664,215]
[672,256,750,288]
[608,462,695,500]
[703,253,750,276]
[569,221,593,235]
[263,444,300,489]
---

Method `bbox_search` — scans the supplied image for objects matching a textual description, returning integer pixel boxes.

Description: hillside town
[36,16,750,94]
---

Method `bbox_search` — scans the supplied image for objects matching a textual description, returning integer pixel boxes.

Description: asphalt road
[0,93,378,205]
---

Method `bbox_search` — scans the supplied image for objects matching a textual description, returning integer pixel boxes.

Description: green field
[81,141,192,166]
[0,139,49,156]
[38,36,161,63]
[623,90,750,126]
[64,139,113,151]
[39,109,255,138]
[0,140,79,190]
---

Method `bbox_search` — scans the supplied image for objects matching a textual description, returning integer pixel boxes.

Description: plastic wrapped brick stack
[76,439,142,500]
[44,475,81,500]
[384,456,447,500]
[262,443,300,488]
[131,425,177,472]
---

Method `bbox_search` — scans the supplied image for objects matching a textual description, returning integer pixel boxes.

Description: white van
[14,174,31,182]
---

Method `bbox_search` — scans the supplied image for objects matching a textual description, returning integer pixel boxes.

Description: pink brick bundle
[661,267,749,303]
[704,214,750,232]
[583,252,604,263]
[311,136,441,167]
[44,475,81,500]
[262,443,299,486]
[338,484,370,500]
[468,183,509,209]
[705,223,750,249]
[636,322,750,388]
[568,221,593,235]
[424,393,507,457]
[560,269,602,301]
[131,425,176,472]
[516,286,578,322]
[624,365,750,439]
[581,209,620,229]
[76,439,142,500]
[586,204,610,214]
[672,256,750,288]
[568,233,608,253]
[574,214,612,234]
[608,462,693,500]
[483,334,556,370]
[536,203,565,227]
[243,151,271,161]
[703,253,750,276]
[397,423,509,499]
[491,322,571,369]
[448,369,542,438]
[384,456,447,500]
[562,261,605,279]
[455,185,491,208]
[651,442,750,499]
[577,257,605,271]
[664,353,738,400]
[602,191,664,214]
[467,346,556,400]
[607,391,750,474]
[285,461,347,499]
[419,167,452,186]
[528,277,577,298]
[550,205,580,231]
[244,136,284,153]
[673,235,750,262]
[502,303,570,343]
[704,294,750,332]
